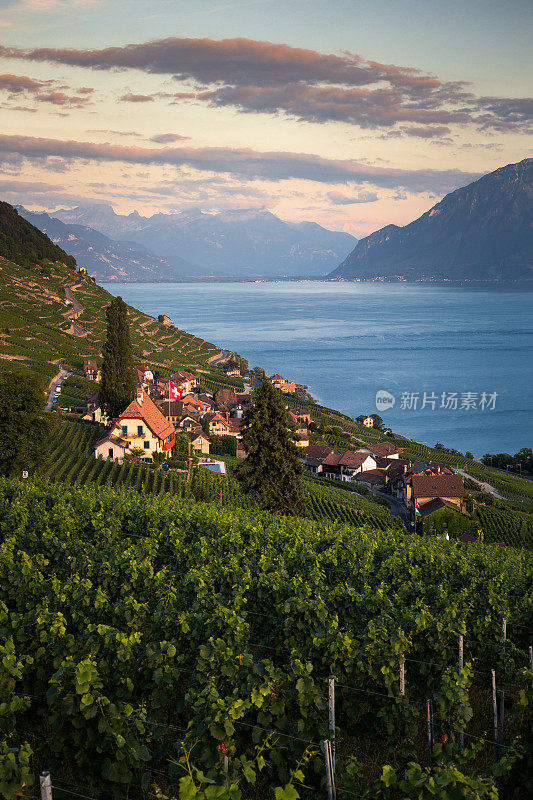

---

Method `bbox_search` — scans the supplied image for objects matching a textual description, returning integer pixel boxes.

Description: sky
[0,0,531,237]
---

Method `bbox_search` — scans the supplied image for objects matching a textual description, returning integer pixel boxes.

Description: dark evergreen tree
[0,370,54,478]
[99,296,136,419]
[237,381,306,515]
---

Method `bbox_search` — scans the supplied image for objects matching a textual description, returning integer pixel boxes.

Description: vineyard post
[323,739,336,800]
[529,645,533,672]
[426,699,434,767]
[40,771,52,800]
[328,677,336,775]
[224,753,229,787]
[458,634,464,755]
[491,669,499,762]
[500,618,507,732]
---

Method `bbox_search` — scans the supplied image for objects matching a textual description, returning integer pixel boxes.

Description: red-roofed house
[269,374,296,394]
[360,442,401,459]
[409,474,466,513]
[94,389,174,463]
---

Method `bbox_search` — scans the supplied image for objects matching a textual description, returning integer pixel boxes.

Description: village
[76,359,469,535]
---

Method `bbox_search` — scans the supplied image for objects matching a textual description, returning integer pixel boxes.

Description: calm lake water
[107,281,532,459]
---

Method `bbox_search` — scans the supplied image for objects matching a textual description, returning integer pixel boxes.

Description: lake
[106,281,532,459]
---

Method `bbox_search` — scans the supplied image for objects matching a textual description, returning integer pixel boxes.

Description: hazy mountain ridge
[15,207,195,282]
[51,204,357,278]
[330,158,533,282]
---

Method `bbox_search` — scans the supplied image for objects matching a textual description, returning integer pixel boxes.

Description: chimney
[137,387,144,405]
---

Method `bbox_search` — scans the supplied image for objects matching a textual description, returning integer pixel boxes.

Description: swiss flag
[169,381,183,401]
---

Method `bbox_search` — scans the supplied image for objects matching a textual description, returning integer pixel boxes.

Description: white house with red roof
[94,389,175,463]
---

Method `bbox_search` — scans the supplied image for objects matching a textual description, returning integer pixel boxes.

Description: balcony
[162,435,175,452]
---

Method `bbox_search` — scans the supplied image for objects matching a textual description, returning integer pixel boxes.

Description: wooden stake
[426,699,433,767]
[491,669,499,762]
[323,740,336,800]
[500,618,507,733]
[529,645,533,673]
[224,754,229,787]
[40,772,52,800]
[328,677,336,775]
[459,634,464,755]
[399,658,405,697]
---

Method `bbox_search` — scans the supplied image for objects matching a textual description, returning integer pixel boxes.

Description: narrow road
[209,349,232,366]
[45,368,71,412]
[456,469,504,499]
[64,280,87,336]
[374,489,411,525]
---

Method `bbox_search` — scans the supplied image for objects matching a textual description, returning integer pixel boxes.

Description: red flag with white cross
[168,381,183,401]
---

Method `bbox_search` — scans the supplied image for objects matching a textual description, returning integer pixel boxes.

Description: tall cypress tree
[99,296,136,419]
[237,381,307,515]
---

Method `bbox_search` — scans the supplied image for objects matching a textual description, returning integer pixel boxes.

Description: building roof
[189,431,208,442]
[83,359,98,369]
[353,469,386,485]
[411,474,465,499]
[94,433,127,451]
[418,497,470,518]
[305,444,343,460]
[339,451,371,468]
[364,442,401,457]
[116,394,174,440]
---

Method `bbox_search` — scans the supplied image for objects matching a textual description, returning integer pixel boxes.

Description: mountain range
[41,204,357,280]
[15,208,193,282]
[330,158,532,282]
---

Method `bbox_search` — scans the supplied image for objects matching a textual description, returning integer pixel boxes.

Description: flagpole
[168,377,171,421]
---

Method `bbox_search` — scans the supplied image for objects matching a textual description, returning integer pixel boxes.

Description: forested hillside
[0,201,76,270]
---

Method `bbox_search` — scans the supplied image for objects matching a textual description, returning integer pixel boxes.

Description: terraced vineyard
[476,505,533,548]
[42,420,186,496]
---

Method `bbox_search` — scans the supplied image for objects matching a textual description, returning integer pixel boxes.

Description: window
[121,425,127,435]
[137,425,144,436]
[144,441,150,449]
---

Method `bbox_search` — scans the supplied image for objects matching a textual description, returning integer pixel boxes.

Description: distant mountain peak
[330,158,532,283]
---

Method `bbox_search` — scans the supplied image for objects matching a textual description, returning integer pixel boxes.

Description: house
[159,314,173,326]
[81,392,104,423]
[134,364,154,387]
[208,414,242,439]
[338,451,377,480]
[181,394,211,415]
[356,415,374,428]
[95,389,175,463]
[224,362,241,377]
[352,470,387,491]
[360,442,401,460]
[164,399,184,424]
[303,445,377,480]
[189,431,210,454]
[410,474,466,513]
[83,359,99,382]
[170,371,197,394]
[400,462,454,503]
[94,433,128,463]
[177,413,203,431]
[269,374,296,394]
